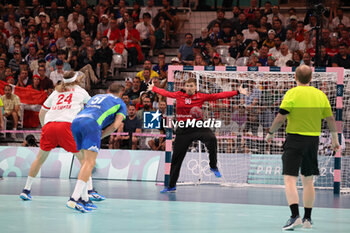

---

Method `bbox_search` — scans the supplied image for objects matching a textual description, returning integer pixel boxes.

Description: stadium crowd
[0,0,349,151]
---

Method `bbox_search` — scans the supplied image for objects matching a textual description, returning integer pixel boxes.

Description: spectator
[110,104,142,150]
[137,60,159,81]
[136,13,156,56]
[218,22,235,45]
[194,54,208,66]
[140,0,158,21]
[20,8,33,29]
[230,6,241,25]
[37,66,53,93]
[5,76,16,85]
[97,14,110,35]
[49,59,65,85]
[1,85,20,133]
[130,2,141,24]
[3,68,14,82]
[339,28,350,47]
[122,93,131,108]
[261,1,273,16]
[275,43,292,67]
[208,22,220,46]
[301,52,312,66]
[152,53,168,79]
[242,22,260,42]
[0,58,7,80]
[103,19,121,47]
[27,75,42,91]
[141,69,153,90]
[8,52,22,76]
[95,36,113,83]
[256,15,271,42]
[270,36,282,56]
[267,54,277,66]
[263,29,276,48]
[267,5,285,26]
[16,69,32,87]
[136,96,153,121]
[321,28,331,48]
[25,45,37,66]
[22,134,38,147]
[117,10,130,31]
[210,53,224,66]
[331,8,350,30]
[304,15,317,32]
[193,27,211,58]
[285,29,299,52]
[121,19,144,67]
[286,15,298,32]
[68,11,83,32]
[5,13,21,35]
[286,51,302,67]
[332,43,350,69]
[45,43,58,62]
[50,50,71,72]
[178,33,195,64]
[258,45,269,66]
[272,19,286,41]
[126,76,143,104]
[85,15,98,40]
[207,9,231,31]
[233,12,248,34]
[319,46,333,67]
[295,21,306,42]
[243,0,260,21]
[327,36,339,57]
[57,28,72,49]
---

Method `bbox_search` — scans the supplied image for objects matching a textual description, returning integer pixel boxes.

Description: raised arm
[203,85,248,101]
[150,85,180,99]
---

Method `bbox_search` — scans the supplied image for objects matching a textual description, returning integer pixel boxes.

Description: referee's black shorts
[282,134,320,177]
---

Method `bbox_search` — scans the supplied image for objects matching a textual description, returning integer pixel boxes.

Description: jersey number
[57,93,73,105]
[90,96,107,104]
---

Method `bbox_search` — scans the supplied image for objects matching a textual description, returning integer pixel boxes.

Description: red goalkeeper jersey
[152,86,239,121]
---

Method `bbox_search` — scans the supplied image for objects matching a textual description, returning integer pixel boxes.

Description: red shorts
[40,122,78,153]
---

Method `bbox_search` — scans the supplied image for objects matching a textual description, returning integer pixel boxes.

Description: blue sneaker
[160,186,176,193]
[81,199,97,210]
[282,216,302,230]
[88,189,106,201]
[66,198,91,213]
[302,218,312,229]
[19,189,32,201]
[210,168,222,177]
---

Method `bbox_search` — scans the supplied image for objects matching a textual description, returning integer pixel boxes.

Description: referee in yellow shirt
[266,65,340,230]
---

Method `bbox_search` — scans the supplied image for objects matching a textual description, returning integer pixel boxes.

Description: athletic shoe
[19,189,32,201]
[66,197,91,213]
[210,168,222,178]
[88,189,106,201]
[160,186,176,193]
[81,199,97,210]
[302,218,312,229]
[282,216,302,230]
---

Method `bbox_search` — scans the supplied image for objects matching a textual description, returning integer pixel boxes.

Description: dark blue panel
[336,109,343,121]
[204,66,215,71]
[226,66,237,71]
[183,66,194,71]
[167,82,174,91]
[337,85,344,97]
[315,67,327,72]
[270,66,281,72]
[248,66,258,71]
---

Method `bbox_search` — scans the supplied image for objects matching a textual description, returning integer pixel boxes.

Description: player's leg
[161,131,193,192]
[75,151,106,202]
[301,175,314,228]
[20,123,57,200]
[20,149,50,200]
[67,149,98,212]
[281,134,303,230]
[300,136,319,228]
[197,128,221,177]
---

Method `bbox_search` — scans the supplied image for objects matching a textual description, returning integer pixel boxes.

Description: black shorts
[141,39,151,45]
[282,134,320,177]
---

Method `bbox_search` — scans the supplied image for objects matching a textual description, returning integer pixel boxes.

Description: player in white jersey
[19,72,103,205]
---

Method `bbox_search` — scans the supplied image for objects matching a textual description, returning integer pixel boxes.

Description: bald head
[295,65,312,84]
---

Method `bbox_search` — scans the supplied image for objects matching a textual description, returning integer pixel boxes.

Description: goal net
[165,66,349,193]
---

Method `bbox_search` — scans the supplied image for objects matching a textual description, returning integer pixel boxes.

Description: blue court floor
[0,177,350,233]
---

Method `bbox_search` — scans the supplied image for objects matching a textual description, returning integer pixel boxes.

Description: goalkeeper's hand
[147,82,154,92]
[265,132,274,143]
[238,84,248,96]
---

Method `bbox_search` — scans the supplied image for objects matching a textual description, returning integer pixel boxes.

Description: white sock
[81,183,89,202]
[87,177,93,191]
[71,180,86,201]
[24,176,34,190]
